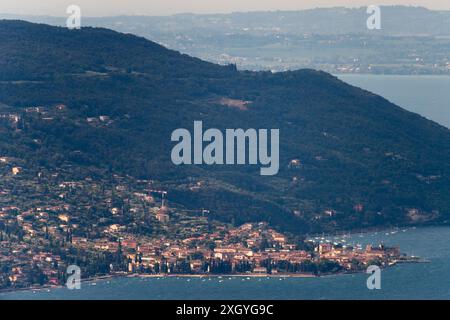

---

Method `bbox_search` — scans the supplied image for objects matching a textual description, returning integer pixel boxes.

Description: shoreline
[305,222,450,240]
[133,273,317,279]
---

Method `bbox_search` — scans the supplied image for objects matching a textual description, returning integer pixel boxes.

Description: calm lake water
[338,74,450,129]
[2,226,450,300]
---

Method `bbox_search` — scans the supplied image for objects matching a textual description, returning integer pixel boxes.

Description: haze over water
[338,75,450,129]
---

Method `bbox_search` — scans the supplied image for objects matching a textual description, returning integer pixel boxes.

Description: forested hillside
[1,20,449,234]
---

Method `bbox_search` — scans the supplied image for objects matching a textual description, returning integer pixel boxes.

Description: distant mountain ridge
[2,6,448,75]
[2,6,450,36]
[1,20,449,235]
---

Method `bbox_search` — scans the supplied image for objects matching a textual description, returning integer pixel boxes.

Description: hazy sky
[1,0,449,16]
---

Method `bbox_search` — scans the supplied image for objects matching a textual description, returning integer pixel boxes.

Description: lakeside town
[1,211,414,291]
[0,104,420,291]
